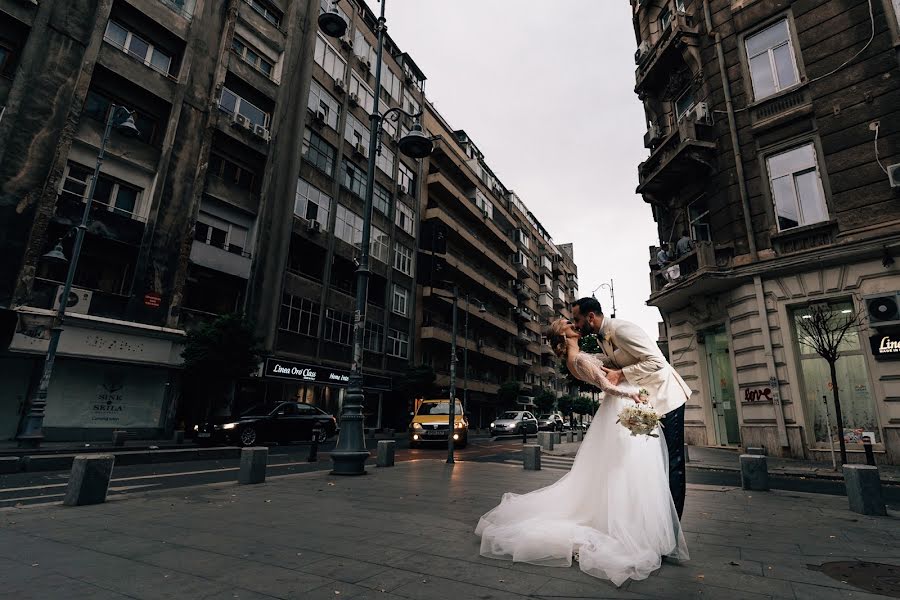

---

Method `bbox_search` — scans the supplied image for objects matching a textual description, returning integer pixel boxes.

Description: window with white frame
[766,143,828,231]
[745,19,800,101]
[342,159,367,197]
[307,80,341,130]
[344,113,371,150]
[314,34,346,82]
[335,204,363,246]
[373,182,391,216]
[380,60,402,102]
[659,5,673,32]
[244,0,282,26]
[376,145,395,177]
[349,72,375,114]
[218,87,269,128]
[387,328,409,358]
[231,35,274,79]
[398,162,415,195]
[472,188,493,219]
[353,30,377,66]
[402,89,419,116]
[676,0,686,11]
[302,128,336,176]
[294,178,331,229]
[370,226,390,263]
[364,320,383,352]
[323,308,353,345]
[514,251,530,270]
[194,210,250,256]
[280,295,319,336]
[104,21,173,76]
[393,241,412,275]
[392,284,409,316]
[394,200,414,236]
[61,162,143,219]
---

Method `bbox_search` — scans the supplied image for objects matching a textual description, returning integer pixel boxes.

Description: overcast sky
[387,0,663,337]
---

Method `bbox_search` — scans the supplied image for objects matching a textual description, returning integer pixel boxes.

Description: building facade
[632,0,900,462]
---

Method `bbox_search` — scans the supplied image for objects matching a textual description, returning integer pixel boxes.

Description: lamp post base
[17,433,44,449]
[330,450,370,476]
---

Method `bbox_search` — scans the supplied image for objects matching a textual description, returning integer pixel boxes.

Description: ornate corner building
[631,0,900,463]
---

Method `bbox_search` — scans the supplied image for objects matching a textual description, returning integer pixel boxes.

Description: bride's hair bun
[545,319,569,358]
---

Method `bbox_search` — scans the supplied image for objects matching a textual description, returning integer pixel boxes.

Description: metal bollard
[308,430,320,462]
[863,436,876,466]
[522,426,527,444]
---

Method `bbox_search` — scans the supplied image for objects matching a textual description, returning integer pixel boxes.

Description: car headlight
[454,421,464,429]
[490,422,495,428]
[412,423,423,430]
[222,422,238,430]
[193,425,199,432]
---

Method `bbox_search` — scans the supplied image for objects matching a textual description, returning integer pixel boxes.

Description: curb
[5,446,243,474]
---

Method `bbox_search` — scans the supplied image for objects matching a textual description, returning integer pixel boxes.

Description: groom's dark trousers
[659,404,686,519]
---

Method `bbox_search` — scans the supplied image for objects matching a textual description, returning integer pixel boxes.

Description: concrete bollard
[577,429,585,442]
[566,430,574,443]
[238,447,268,485]
[376,440,395,467]
[552,432,562,445]
[523,444,541,471]
[0,457,20,474]
[747,446,766,456]
[684,443,691,463]
[112,430,128,447]
[537,431,554,451]
[173,430,185,444]
[740,454,769,491]
[64,455,115,506]
[843,464,887,516]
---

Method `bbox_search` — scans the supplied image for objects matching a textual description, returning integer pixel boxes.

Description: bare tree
[794,303,865,466]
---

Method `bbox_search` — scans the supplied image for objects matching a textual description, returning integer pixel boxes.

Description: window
[195,210,249,256]
[376,145,395,178]
[243,0,282,27]
[315,34,346,81]
[307,81,341,130]
[380,61,402,103]
[104,21,173,76]
[394,200,414,236]
[745,19,800,101]
[219,87,269,128]
[349,72,376,114]
[540,255,553,271]
[364,320,384,352]
[83,89,156,145]
[323,308,353,345]
[674,87,696,121]
[370,226,390,263]
[302,129,336,176]
[294,178,331,229]
[675,0,686,11]
[516,229,530,249]
[402,89,420,116]
[373,182,391,216]
[388,328,409,358]
[208,153,258,192]
[335,204,363,247]
[392,284,409,316]
[393,242,412,275]
[472,189,493,219]
[344,113,371,151]
[659,6,672,32]
[688,197,711,241]
[514,252,530,270]
[342,159,367,197]
[279,295,319,336]
[61,162,143,219]
[766,143,828,231]
[0,41,14,77]
[231,35,274,78]
[398,162,415,195]
[353,30,377,67]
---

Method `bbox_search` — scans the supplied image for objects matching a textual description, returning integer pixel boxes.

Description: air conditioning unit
[363,58,372,72]
[866,292,900,327]
[888,163,900,189]
[53,286,93,315]
[340,37,353,50]
[334,77,346,93]
[481,209,489,218]
[307,220,321,233]
[314,109,327,123]
[644,123,663,148]
[349,93,360,106]
[354,142,367,158]
[253,124,270,141]
[635,41,651,65]
[231,113,250,129]
[693,102,712,124]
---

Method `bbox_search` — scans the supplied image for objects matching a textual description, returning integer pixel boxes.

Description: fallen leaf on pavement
[728,561,739,566]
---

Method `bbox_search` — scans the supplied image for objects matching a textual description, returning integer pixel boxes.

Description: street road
[3,435,899,509]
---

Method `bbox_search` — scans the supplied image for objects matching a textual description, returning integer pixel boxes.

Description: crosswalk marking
[502,456,575,471]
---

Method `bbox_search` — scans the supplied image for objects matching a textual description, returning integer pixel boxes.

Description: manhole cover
[808,561,900,597]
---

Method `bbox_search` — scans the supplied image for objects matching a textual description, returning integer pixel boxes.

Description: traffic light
[417,251,448,286]
[420,220,447,254]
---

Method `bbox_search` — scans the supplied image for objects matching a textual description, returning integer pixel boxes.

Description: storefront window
[793,301,878,444]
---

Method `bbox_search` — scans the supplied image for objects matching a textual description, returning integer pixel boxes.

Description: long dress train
[475,353,689,587]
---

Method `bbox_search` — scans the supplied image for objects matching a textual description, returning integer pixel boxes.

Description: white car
[490,411,538,437]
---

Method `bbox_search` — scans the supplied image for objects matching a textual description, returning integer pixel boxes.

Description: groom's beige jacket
[597,317,690,416]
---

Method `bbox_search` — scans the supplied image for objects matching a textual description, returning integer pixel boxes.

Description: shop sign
[871,332,900,360]
[143,292,162,308]
[263,358,391,390]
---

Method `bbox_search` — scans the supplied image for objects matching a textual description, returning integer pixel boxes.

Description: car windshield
[417,401,464,416]
[539,415,553,419]
[500,411,521,420]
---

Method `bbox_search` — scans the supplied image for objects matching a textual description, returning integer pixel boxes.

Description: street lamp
[17,104,140,448]
[319,0,434,475]
[462,294,487,418]
[591,279,616,319]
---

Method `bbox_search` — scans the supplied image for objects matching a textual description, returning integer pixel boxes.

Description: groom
[571,297,691,519]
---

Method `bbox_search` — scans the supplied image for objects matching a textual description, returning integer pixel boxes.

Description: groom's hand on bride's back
[601,366,625,386]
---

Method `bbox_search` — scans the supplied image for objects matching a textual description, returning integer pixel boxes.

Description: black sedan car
[195,402,338,446]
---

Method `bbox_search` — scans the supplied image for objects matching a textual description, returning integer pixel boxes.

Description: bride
[475,318,689,586]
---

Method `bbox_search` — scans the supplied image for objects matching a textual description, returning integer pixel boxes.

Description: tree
[534,389,557,414]
[573,396,594,417]
[181,314,261,423]
[794,303,865,466]
[557,395,576,427]
[497,381,522,410]
[396,364,438,401]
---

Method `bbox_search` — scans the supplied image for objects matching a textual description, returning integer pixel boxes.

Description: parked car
[409,398,468,448]
[538,413,566,432]
[490,411,538,437]
[194,402,337,446]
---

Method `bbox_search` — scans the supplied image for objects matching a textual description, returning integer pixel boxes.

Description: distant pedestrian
[675,231,693,258]
[656,245,670,267]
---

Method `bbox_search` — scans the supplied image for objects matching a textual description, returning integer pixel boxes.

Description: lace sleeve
[570,353,637,399]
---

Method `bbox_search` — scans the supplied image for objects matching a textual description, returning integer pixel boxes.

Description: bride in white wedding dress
[475,318,689,586]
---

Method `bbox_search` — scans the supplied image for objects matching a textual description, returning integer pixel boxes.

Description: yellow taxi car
[409,398,468,448]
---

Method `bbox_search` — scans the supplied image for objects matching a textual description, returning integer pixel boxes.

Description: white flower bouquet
[616,389,662,437]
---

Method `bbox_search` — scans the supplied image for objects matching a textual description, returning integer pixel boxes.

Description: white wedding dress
[475,353,689,586]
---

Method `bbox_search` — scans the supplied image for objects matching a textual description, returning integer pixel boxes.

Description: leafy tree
[557,395,576,427]
[497,381,522,410]
[534,389,557,414]
[573,396,594,417]
[396,364,438,401]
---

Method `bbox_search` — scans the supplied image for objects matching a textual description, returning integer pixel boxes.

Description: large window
[674,87,696,121]
[195,210,249,256]
[302,129,336,176]
[353,30,377,67]
[61,162,143,220]
[209,152,258,192]
[307,81,341,130]
[370,226,390,263]
[231,35,274,79]
[380,60,402,102]
[342,159,367,197]
[104,21,173,76]
[766,143,828,231]
[219,87,269,128]
[349,72,376,114]
[376,145,395,178]
[373,182,391,216]
[83,89,157,145]
[244,0,282,27]
[393,241,412,275]
[344,113,371,151]
[472,188,493,219]
[398,162,415,195]
[392,284,409,317]
[394,200,414,236]
[364,320,384,352]
[388,328,409,358]
[335,204,363,247]
[279,295,319,337]
[314,34,346,82]
[745,19,800,101]
[323,308,353,345]
[294,178,331,229]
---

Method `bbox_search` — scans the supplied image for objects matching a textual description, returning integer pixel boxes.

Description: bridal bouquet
[616,389,662,437]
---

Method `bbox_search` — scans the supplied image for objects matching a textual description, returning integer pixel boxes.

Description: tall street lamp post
[591,280,616,319]
[319,1,433,475]
[17,105,140,448]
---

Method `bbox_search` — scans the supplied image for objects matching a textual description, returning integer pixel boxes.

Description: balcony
[514,283,530,300]
[53,193,146,246]
[648,241,735,311]
[190,240,252,279]
[538,293,553,316]
[427,171,516,253]
[513,259,530,277]
[423,287,517,335]
[30,278,131,321]
[516,330,532,345]
[519,357,533,367]
[420,326,519,366]
[204,175,260,215]
[425,206,517,278]
[635,11,702,95]
[636,113,716,197]
[541,342,555,356]
[539,257,552,276]
[553,288,566,309]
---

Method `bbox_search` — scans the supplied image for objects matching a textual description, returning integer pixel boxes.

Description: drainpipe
[703,1,787,448]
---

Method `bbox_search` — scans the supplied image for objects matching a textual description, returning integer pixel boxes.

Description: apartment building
[631,0,900,462]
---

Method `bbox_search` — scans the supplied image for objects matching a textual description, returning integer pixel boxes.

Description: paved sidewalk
[3,457,900,599]
[545,443,900,484]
